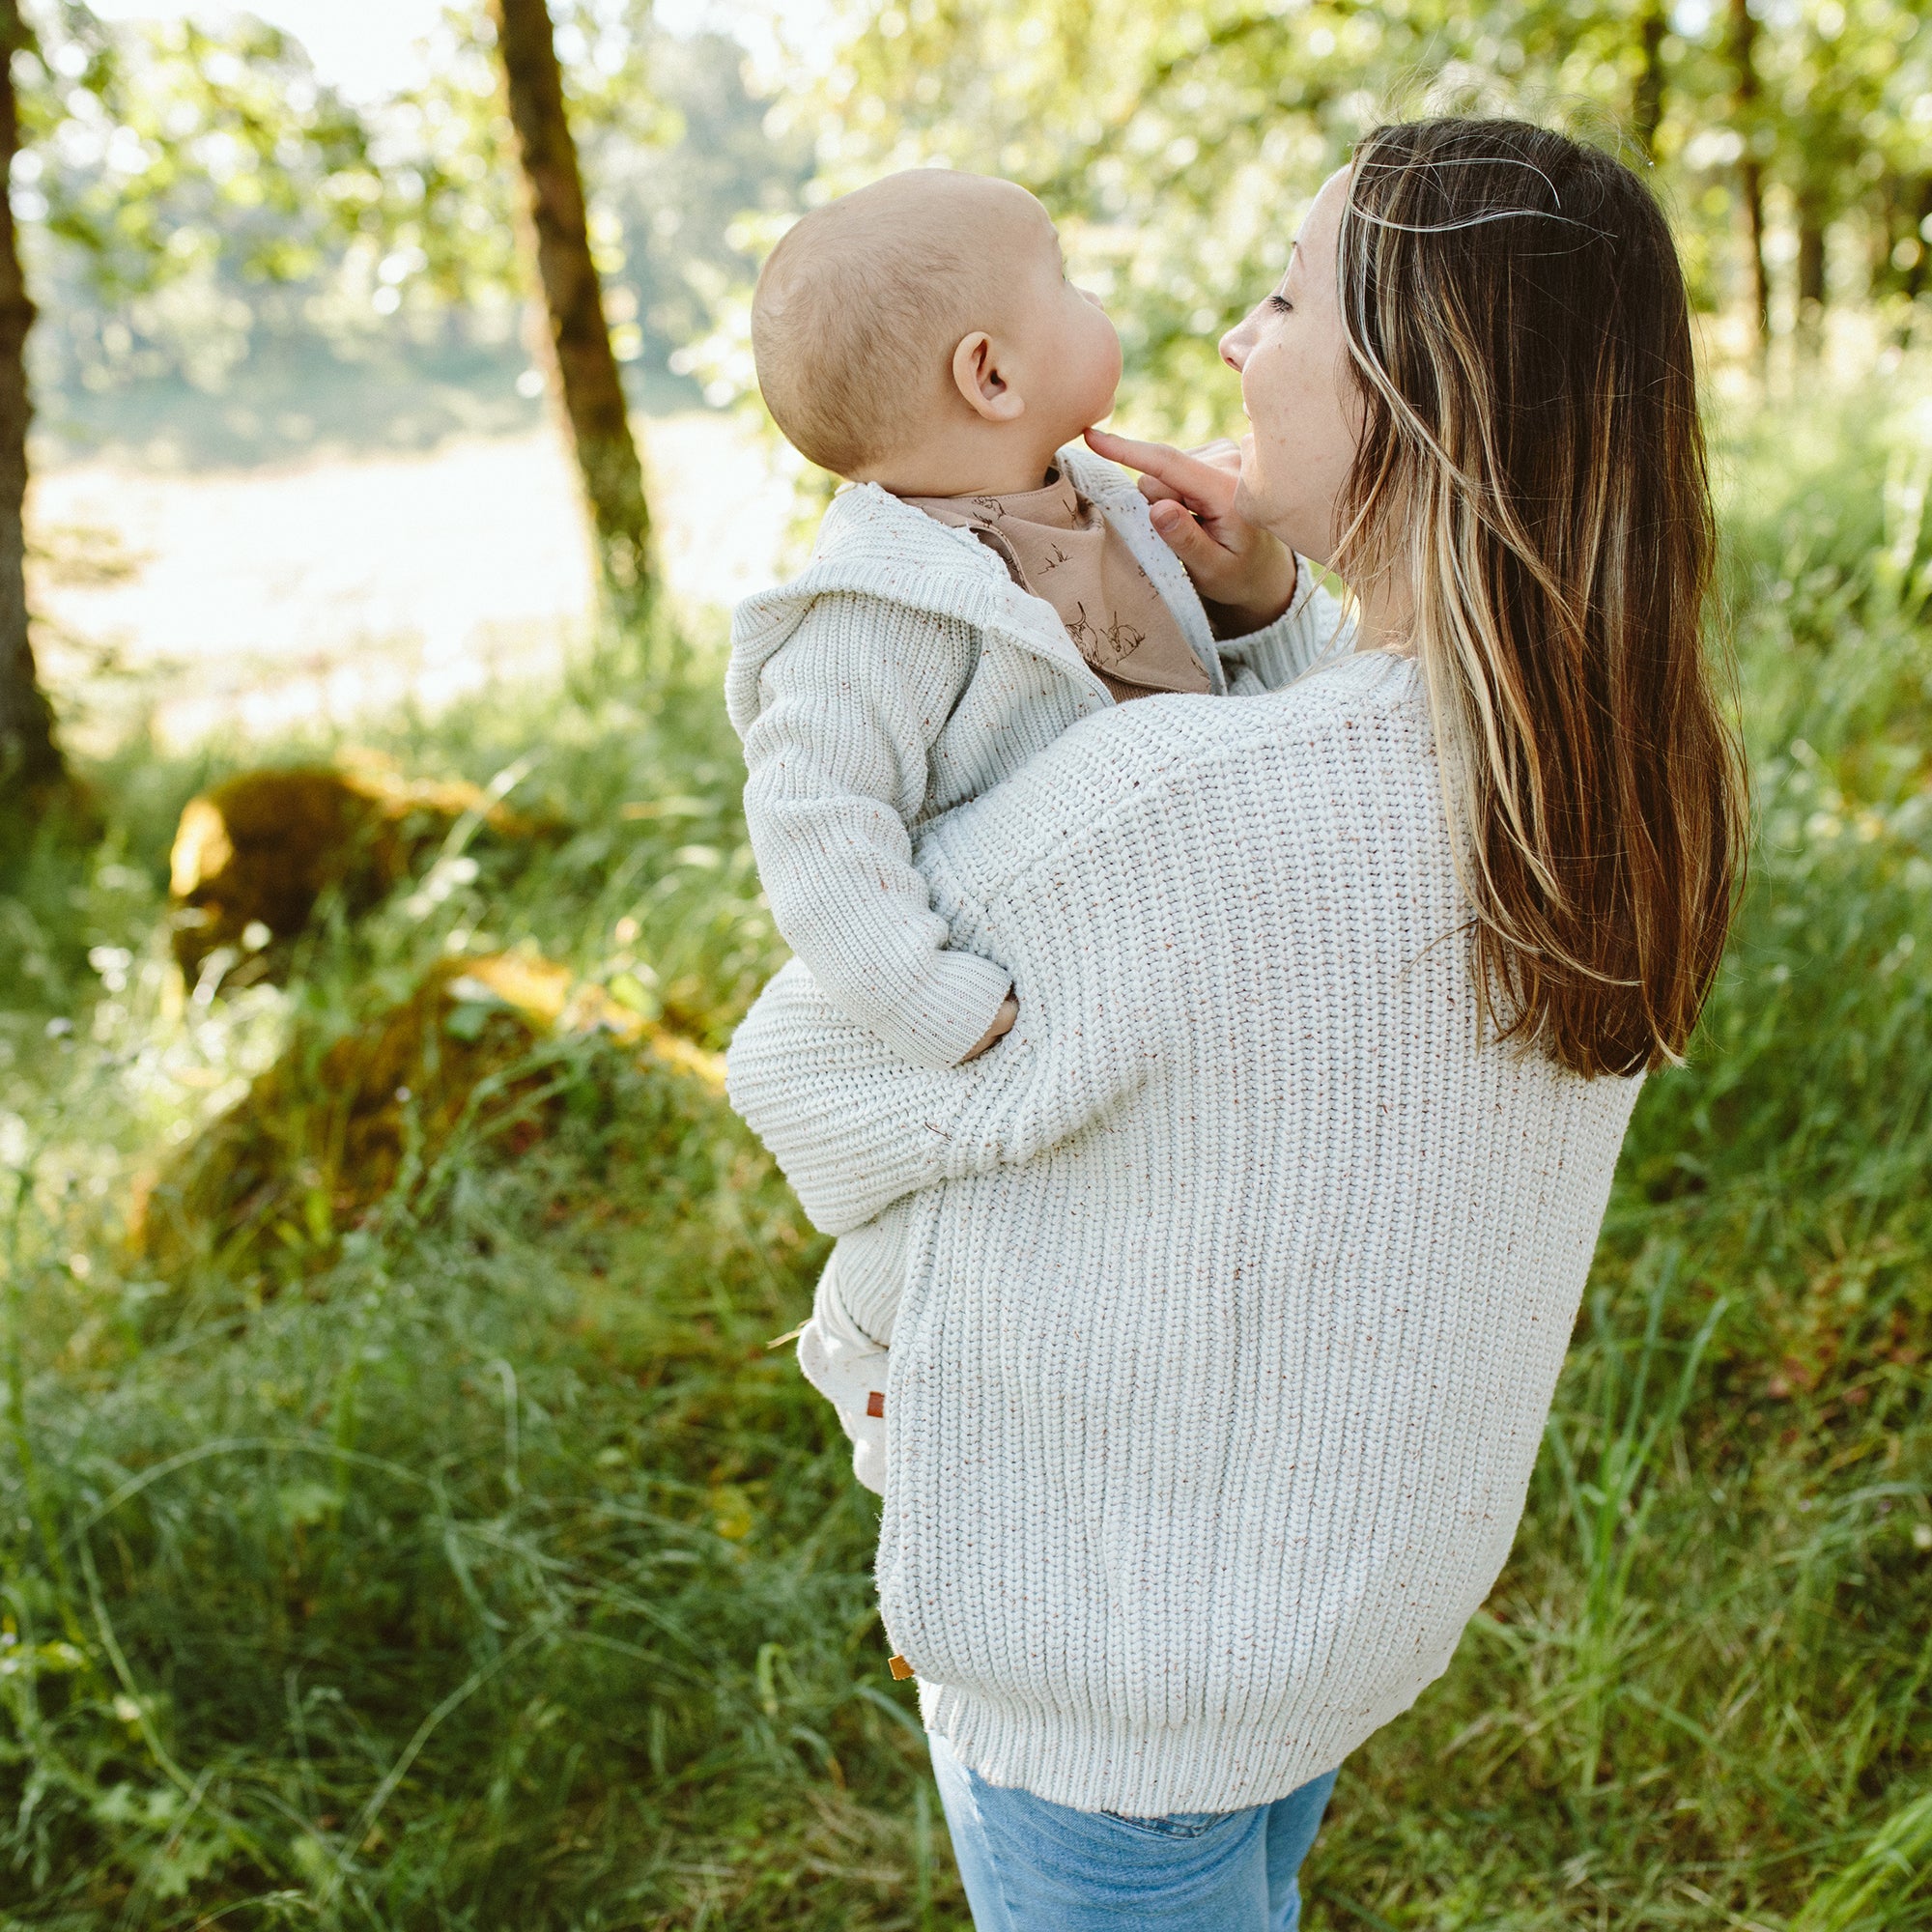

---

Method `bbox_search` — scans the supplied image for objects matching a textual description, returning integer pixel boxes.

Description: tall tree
[1728,0,1772,362]
[1797,177,1828,346]
[1634,0,1669,157]
[0,1,60,809]
[491,0,653,619]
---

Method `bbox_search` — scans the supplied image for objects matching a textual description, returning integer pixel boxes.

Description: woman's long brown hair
[1334,118,1747,1077]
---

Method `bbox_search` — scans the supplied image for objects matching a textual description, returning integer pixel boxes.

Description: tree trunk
[1796,185,1826,354]
[1634,0,1667,159]
[490,0,653,618]
[1727,0,1770,365]
[1908,180,1932,304]
[0,3,62,808]
[1893,179,1924,305]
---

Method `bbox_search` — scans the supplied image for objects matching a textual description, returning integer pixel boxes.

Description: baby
[728,170,1255,1487]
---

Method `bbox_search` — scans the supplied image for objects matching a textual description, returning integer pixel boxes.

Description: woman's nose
[1220,313,1258,372]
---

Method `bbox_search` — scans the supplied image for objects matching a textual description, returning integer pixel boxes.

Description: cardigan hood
[725,443,1227,743]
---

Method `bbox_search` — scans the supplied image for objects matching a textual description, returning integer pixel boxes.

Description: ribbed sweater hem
[916,1657,1451,1817]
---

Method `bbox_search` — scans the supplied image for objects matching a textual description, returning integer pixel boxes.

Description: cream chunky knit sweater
[726,649,1643,1817]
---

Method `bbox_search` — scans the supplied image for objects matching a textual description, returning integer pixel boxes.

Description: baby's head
[752,171,1121,496]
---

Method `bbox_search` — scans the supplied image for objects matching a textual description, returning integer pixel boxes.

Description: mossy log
[167,764,543,987]
[132,952,724,1279]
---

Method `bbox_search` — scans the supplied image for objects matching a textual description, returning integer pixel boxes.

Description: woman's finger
[1139,440,1234,507]
[1148,498,1231,567]
[1087,426,1212,494]
[1085,427,1236,513]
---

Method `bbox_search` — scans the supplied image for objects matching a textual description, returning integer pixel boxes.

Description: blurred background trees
[0,1,390,806]
[13,0,1931,470]
[19,0,800,461]
[0,0,1926,806]
[0,0,798,808]
[749,0,1932,426]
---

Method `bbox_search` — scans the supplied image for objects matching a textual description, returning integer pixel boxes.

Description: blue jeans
[929,1730,1338,1931]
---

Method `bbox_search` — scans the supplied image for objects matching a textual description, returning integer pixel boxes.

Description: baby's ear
[952,331,1026,423]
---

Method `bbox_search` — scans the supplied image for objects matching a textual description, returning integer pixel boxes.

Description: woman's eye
[1268,293,1293,315]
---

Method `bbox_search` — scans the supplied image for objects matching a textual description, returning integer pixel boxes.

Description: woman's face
[1222,166,1362,566]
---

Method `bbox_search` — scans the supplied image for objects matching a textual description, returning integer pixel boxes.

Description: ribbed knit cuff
[863,949,1013,1070]
[822,1208,909,1345]
[1219,554,1317,650]
[1217,560,1346,696]
[916,1655,1443,1817]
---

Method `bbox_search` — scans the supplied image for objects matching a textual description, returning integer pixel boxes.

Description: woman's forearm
[725,961,971,1230]
[724,957,1152,1235]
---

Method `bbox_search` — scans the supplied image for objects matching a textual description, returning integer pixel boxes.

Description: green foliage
[0,385,1930,1924]
[741,0,1932,435]
[0,630,961,1926]
[16,9,376,298]
[19,3,808,462]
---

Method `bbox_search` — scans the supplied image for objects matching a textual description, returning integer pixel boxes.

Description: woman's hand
[960,994,1018,1063]
[1085,427,1297,636]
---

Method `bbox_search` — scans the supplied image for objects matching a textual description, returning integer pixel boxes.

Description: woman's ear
[952,331,1026,423]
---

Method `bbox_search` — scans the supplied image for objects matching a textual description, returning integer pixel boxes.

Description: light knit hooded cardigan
[726,634,1643,1815]
[725,442,1308,1073]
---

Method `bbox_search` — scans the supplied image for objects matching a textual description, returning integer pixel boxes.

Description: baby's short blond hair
[752,171,1034,479]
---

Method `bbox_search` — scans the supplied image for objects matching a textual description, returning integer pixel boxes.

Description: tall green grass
[1,375,1929,1929]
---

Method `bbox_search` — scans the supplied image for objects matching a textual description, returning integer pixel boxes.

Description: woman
[727,117,1745,1930]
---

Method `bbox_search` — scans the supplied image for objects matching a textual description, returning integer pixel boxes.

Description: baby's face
[997,191,1123,448]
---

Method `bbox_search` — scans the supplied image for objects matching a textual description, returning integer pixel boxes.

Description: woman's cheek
[1234,440,1284,530]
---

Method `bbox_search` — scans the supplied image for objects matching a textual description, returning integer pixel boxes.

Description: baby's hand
[961,994,1018,1062]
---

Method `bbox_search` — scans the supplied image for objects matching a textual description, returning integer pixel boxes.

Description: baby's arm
[741,592,1015,1069]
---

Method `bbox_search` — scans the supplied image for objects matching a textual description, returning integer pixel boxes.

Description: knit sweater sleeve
[739,593,1015,1070]
[725,947,1156,1236]
[727,696,1231,1236]
[1217,561,1355,694]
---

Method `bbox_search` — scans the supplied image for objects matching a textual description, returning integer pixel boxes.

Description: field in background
[0,360,1928,1928]
[28,411,794,755]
